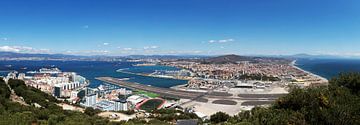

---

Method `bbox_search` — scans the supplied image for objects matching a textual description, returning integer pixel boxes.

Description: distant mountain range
[127,55,210,59]
[199,54,256,64]
[274,53,347,59]
[0,51,354,61]
[198,54,291,64]
[0,52,123,61]
[0,52,85,58]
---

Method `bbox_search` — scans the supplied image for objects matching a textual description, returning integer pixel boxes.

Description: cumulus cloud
[0,46,50,53]
[103,42,109,45]
[208,39,234,43]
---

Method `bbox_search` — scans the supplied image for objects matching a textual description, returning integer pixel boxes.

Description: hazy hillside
[199,54,290,64]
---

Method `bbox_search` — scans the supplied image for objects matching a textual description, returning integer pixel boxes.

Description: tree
[210,112,230,123]
[330,72,360,95]
[84,107,101,116]
[0,79,112,124]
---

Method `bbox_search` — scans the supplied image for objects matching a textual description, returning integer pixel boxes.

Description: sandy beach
[291,60,328,84]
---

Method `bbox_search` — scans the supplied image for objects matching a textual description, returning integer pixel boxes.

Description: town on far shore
[2,54,329,122]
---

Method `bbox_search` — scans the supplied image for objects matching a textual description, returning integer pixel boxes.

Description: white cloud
[103,42,109,46]
[143,45,158,50]
[0,46,20,52]
[91,50,109,54]
[219,39,234,43]
[208,39,234,43]
[0,46,50,53]
[123,48,133,51]
[208,40,216,43]
[63,50,110,55]
[166,50,203,54]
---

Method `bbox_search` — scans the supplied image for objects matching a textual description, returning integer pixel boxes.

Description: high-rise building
[85,94,97,107]
[53,85,62,98]
[114,99,128,111]
[17,73,26,80]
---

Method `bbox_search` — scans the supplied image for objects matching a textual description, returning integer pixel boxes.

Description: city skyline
[0,0,360,56]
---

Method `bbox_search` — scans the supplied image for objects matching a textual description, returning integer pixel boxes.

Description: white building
[17,73,26,80]
[70,90,79,100]
[114,99,128,111]
[127,95,146,105]
[194,112,209,121]
[85,94,97,107]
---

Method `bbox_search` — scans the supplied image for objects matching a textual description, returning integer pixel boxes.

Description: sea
[0,61,187,88]
[1,58,360,88]
[295,58,360,79]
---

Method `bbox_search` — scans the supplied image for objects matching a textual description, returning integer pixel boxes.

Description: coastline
[291,60,328,84]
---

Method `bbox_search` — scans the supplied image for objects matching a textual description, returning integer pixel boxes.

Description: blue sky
[0,0,359,56]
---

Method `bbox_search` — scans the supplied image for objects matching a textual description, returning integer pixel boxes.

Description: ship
[39,68,62,74]
[132,63,157,66]
[27,68,62,74]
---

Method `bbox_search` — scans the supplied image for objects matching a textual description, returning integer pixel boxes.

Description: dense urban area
[1,71,359,124]
[0,55,359,125]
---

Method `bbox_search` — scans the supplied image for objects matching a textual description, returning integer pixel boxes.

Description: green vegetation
[236,73,280,81]
[330,72,360,95]
[139,99,164,112]
[117,110,136,115]
[1,71,360,125]
[84,107,102,116]
[210,112,230,124]
[134,90,159,98]
[8,79,59,108]
[210,72,360,125]
[0,78,195,125]
[0,79,113,125]
[120,118,170,125]
[150,109,199,122]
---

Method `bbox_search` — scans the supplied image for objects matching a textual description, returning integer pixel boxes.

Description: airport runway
[96,77,285,101]
[96,77,204,99]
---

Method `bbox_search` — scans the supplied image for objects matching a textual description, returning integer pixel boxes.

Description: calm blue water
[2,59,360,87]
[296,58,360,80]
[0,61,187,88]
